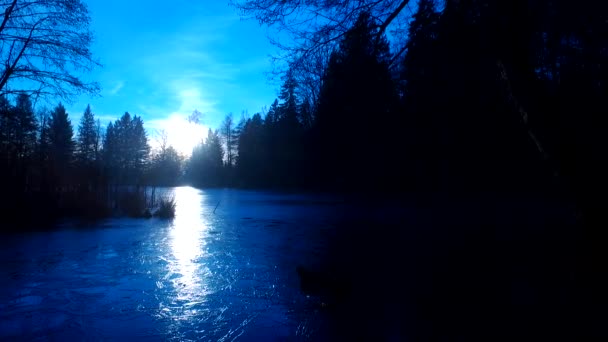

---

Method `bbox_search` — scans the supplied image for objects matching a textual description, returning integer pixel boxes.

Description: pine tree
[95,119,101,162]
[103,112,149,185]
[37,109,51,191]
[48,103,75,188]
[77,104,98,164]
[0,96,12,159]
[273,73,304,186]
[0,96,15,190]
[314,11,398,189]
[299,99,313,130]
[278,72,299,126]
[12,94,38,162]
[265,99,280,126]
[48,103,74,165]
[206,129,225,185]
[130,115,150,183]
[187,128,225,187]
[103,122,117,177]
[237,113,266,186]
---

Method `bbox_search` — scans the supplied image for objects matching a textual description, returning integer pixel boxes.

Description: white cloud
[108,81,125,95]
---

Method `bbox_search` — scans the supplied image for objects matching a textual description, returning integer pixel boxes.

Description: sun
[159,114,208,156]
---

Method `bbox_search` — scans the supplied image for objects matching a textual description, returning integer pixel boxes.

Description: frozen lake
[0,187,352,341]
[0,187,583,340]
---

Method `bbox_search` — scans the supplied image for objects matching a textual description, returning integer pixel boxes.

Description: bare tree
[232,0,414,78]
[221,113,237,167]
[153,129,169,155]
[0,0,100,101]
[187,109,205,125]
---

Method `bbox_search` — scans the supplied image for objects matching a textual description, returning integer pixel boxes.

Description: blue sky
[66,0,279,154]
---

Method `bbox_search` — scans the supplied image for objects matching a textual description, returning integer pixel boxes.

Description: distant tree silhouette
[236,113,266,186]
[277,72,299,125]
[148,146,182,186]
[147,132,183,186]
[12,94,38,162]
[130,115,150,182]
[272,73,304,187]
[76,105,98,165]
[223,71,308,189]
[221,113,238,168]
[47,103,74,190]
[0,96,12,157]
[103,112,150,185]
[187,128,224,187]
[103,121,118,182]
[266,99,279,126]
[74,104,105,195]
[36,106,51,192]
[0,94,37,193]
[94,119,102,162]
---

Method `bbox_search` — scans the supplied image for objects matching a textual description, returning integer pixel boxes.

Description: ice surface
[0,187,343,340]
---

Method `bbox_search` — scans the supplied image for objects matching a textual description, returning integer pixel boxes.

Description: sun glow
[155,114,208,156]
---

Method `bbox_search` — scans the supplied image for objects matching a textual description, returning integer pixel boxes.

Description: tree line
[188,0,576,195]
[189,0,608,216]
[185,72,309,189]
[3,0,608,231]
[0,96,183,225]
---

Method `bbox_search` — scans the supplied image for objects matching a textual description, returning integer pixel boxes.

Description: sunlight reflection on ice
[164,187,210,324]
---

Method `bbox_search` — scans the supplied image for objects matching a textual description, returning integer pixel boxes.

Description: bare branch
[231,0,414,95]
[0,15,45,90]
[377,0,409,37]
[0,0,100,102]
[0,0,18,34]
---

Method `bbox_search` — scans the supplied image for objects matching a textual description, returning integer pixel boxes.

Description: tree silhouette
[0,0,100,99]
[103,121,118,182]
[231,0,413,82]
[47,103,74,190]
[187,128,224,187]
[236,113,266,187]
[0,96,12,157]
[13,94,38,161]
[314,12,399,190]
[103,112,150,185]
[0,94,38,192]
[148,145,182,186]
[398,0,441,191]
[221,113,238,168]
[76,104,98,165]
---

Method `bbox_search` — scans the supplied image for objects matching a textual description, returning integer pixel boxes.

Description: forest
[2,0,608,233]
